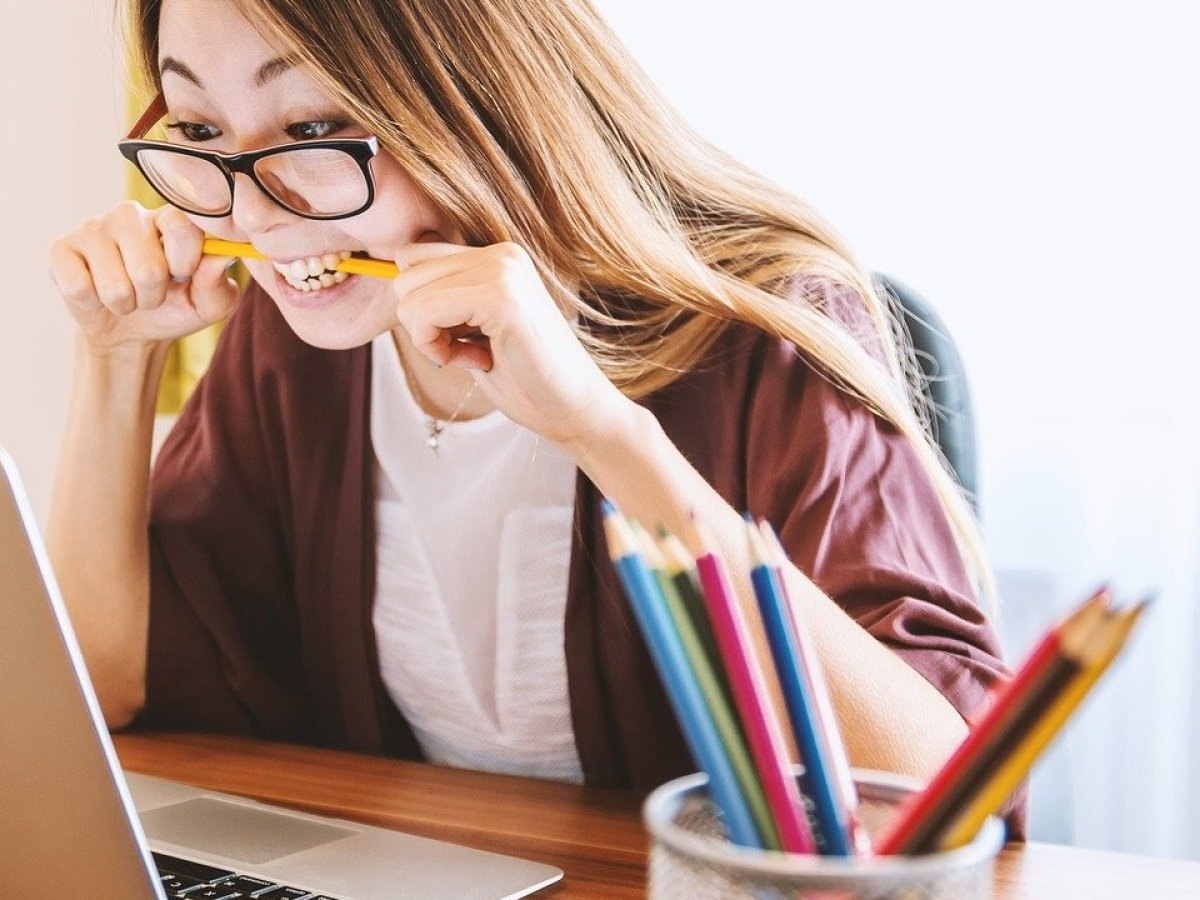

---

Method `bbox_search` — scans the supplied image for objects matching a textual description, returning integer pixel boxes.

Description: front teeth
[272,250,353,291]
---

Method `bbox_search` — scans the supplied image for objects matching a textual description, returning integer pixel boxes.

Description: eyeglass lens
[135,146,370,217]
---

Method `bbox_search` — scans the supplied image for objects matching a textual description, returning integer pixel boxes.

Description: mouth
[270,250,365,293]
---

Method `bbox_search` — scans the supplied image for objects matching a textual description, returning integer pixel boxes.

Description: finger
[442,336,494,372]
[398,282,504,357]
[49,241,102,313]
[390,242,492,300]
[114,219,171,312]
[75,231,137,315]
[412,326,493,370]
[157,206,205,282]
[390,238,476,268]
[187,254,240,325]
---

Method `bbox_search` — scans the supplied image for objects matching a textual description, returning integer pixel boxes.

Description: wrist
[73,334,171,408]
[76,333,170,370]
[558,393,653,467]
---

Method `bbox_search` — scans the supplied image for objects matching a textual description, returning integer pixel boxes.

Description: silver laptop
[0,448,563,899]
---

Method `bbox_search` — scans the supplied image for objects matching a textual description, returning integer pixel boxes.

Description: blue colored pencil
[745,515,852,856]
[602,501,763,849]
[759,521,869,855]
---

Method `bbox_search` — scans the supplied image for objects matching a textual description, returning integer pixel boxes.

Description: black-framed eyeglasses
[118,91,379,220]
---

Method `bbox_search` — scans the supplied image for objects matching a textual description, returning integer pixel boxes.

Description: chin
[249,266,395,351]
[278,316,383,351]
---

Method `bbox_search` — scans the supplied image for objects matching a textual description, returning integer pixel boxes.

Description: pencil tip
[1127,597,1153,619]
[601,498,617,518]
[744,514,769,561]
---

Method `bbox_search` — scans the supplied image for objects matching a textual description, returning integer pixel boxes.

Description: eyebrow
[158,54,299,90]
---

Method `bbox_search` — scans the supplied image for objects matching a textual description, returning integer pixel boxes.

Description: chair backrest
[873,274,978,512]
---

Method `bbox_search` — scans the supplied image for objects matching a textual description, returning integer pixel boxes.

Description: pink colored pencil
[681,515,817,854]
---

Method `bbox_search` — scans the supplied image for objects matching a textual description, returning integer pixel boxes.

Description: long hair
[125,0,996,610]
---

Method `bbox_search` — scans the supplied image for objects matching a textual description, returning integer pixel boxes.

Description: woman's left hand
[389,239,631,448]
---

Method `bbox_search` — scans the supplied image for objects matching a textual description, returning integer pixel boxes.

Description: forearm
[47,337,169,728]
[562,399,967,780]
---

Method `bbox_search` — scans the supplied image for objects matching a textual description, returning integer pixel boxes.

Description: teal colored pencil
[601,503,762,848]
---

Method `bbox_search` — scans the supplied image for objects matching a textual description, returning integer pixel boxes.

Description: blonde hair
[126,0,996,611]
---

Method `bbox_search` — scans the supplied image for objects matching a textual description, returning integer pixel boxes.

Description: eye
[286,120,349,141]
[164,121,221,142]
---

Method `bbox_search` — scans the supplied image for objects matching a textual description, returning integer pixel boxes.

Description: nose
[228,171,296,234]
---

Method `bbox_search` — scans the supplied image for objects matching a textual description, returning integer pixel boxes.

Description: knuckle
[59,276,94,305]
[493,241,528,264]
[156,203,191,233]
[128,264,167,292]
[98,285,135,311]
[114,199,147,220]
[491,244,531,281]
[77,216,105,239]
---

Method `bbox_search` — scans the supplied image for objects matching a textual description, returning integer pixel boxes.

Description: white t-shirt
[369,333,583,783]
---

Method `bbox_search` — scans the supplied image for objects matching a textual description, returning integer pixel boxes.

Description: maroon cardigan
[138,283,1024,836]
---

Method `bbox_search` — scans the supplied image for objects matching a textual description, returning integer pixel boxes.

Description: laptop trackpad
[141,797,356,865]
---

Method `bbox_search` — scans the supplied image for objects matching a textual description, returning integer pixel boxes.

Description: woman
[48,0,1020,830]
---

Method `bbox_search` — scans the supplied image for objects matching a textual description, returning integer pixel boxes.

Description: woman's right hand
[49,201,240,351]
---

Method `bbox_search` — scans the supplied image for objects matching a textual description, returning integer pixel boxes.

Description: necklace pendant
[425,417,444,456]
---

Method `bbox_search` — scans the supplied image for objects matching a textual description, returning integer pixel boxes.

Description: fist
[49,201,239,349]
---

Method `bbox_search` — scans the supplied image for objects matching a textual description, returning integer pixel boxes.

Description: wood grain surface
[113,732,1200,899]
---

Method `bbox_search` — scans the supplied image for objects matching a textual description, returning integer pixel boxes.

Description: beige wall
[1,0,123,522]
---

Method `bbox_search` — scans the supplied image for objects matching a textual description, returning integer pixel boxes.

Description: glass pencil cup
[643,768,1005,900]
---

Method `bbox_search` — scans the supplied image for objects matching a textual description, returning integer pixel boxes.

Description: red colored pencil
[876,587,1111,855]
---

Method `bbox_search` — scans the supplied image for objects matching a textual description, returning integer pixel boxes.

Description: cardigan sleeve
[745,337,1007,718]
[131,299,308,739]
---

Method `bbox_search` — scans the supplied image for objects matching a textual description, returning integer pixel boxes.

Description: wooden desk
[113,733,1200,899]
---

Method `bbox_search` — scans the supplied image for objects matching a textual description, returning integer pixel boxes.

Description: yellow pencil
[936,601,1147,850]
[201,238,400,279]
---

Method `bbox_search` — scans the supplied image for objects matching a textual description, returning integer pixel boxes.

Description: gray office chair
[874,273,978,513]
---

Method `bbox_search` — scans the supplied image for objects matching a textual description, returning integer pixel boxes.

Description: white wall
[591,0,1199,858]
[0,0,124,521]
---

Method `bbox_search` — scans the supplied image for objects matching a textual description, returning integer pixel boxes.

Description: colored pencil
[600,502,762,848]
[202,238,400,279]
[656,528,735,711]
[936,601,1146,850]
[631,523,781,850]
[680,516,817,854]
[758,521,869,856]
[876,588,1112,855]
[745,516,851,856]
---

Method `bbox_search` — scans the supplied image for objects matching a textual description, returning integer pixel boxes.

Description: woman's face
[158,0,458,349]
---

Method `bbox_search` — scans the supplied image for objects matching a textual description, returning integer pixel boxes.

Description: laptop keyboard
[154,851,343,900]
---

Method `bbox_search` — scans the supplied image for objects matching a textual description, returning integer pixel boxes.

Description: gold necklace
[392,336,479,456]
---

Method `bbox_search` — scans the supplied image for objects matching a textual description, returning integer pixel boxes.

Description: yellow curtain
[127,67,234,415]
